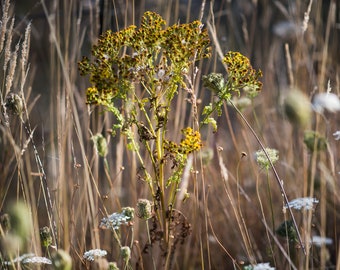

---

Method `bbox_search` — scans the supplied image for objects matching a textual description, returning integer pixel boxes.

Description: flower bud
[5,93,23,116]
[9,201,33,240]
[92,133,108,157]
[136,199,153,220]
[52,249,72,270]
[304,130,327,152]
[120,246,131,263]
[284,88,311,127]
[40,226,53,248]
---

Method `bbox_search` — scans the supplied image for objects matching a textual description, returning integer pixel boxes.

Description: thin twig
[229,100,307,256]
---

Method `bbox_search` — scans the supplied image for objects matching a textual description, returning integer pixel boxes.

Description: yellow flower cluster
[86,86,107,105]
[223,51,262,97]
[164,127,202,155]
[179,127,202,154]
[79,11,211,105]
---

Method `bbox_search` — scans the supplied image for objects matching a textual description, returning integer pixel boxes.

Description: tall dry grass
[0,0,339,269]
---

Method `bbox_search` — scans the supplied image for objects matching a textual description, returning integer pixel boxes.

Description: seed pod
[136,199,153,220]
[40,226,53,248]
[304,130,327,152]
[52,249,72,270]
[5,93,23,116]
[284,88,311,127]
[120,246,131,263]
[91,133,108,157]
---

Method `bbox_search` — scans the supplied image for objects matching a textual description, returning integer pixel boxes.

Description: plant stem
[229,100,306,255]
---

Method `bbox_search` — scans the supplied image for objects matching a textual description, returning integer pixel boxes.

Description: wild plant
[79,11,265,268]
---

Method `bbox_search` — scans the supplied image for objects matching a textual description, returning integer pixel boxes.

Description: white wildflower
[100,212,130,230]
[285,197,319,210]
[273,21,298,39]
[22,256,52,265]
[4,253,52,265]
[333,131,340,140]
[312,93,340,113]
[100,207,134,230]
[255,148,279,170]
[311,236,333,247]
[244,262,275,270]
[3,254,33,265]
[83,249,107,261]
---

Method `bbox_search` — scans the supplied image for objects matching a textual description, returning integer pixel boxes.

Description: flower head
[230,96,252,111]
[92,133,108,157]
[120,246,131,263]
[312,93,340,113]
[276,220,298,243]
[243,262,275,270]
[79,11,210,106]
[284,197,319,211]
[179,127,202,154]
[100,207,134,230]
[202,73,225,93]
[223,51,262,97]
[311,236,333,247]
[255,148,279,170]
[164,127,202,155]
[8,201,33,240]
[333,131,340,140]
[199,147,214,165]
[83,249,107,261]
[304,130,327,152]
[5,93,23,116]
[3,253,52,266]
[21,255,52,265]
[52,249,72,270]
[40,226,53,248]
[136,199,153,220]
[108,262,119,270]
[284,88,311,127]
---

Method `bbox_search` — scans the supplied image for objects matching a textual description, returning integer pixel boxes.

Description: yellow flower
[223,51,262,97]
[179,127,202,154]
